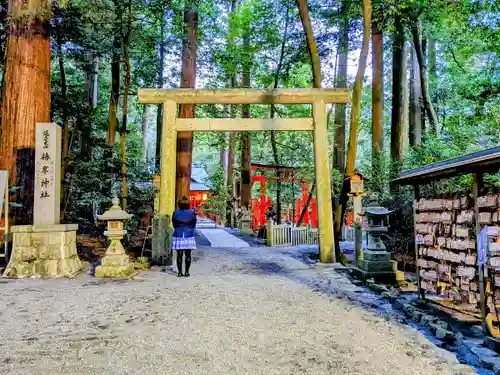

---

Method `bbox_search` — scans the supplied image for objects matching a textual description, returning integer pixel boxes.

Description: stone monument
[354,198,403,283]
[95,197,135,278]
[3,123,82,278]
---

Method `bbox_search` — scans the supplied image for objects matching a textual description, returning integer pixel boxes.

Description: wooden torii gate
[138,88,349,263]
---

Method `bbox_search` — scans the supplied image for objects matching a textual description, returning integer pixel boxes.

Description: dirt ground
[0,246,470,375]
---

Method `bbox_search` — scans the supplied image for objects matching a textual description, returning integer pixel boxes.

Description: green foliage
[0,0,496,251]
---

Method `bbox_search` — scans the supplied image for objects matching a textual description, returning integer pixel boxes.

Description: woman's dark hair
[178,196,190,210]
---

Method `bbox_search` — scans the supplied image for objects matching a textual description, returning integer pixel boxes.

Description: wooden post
[352,194,362,224]
[354,220,363,266]
[413,184,424,299]
[313,100,335,263]
[157,100,177,265]
[474,172,486,329]
[159,100,178,218]
[266,220,273,246]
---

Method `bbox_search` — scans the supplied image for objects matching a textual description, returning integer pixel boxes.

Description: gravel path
[0,246,470,375]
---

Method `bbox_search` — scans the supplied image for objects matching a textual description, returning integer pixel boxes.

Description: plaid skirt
[172,236,197,250]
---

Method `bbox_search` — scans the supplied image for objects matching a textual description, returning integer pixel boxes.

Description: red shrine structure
[250,162,318,230]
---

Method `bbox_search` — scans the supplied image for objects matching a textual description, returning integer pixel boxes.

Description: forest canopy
[0,0,498,246]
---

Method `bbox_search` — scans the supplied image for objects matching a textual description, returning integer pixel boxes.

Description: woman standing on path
[172,196,197,277]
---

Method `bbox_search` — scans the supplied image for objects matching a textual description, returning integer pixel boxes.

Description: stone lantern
[355,198,401,283]
[239,206,253,235]
[95,197,135,278]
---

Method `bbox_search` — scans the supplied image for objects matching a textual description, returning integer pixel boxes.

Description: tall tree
[240,31,252,211]
[175,1,198,204]
[409,44,423,146]
[120,5,132,210]
[155,18,166,171]
[0,0,52,224]
[411,18,438,135]
[332,3,348,173]
[296,0,321,88]
[296,0,321,228]
[84,52,99,109]
[142,105,151,166]
[371,21,384,184]
[344,0,372,175]
[390,16,407,171]
[269,5,290,225]
[55,16,69,203]
[225,0,238,226]
[334,0,372,260]
[428,37,437,129]
[107,31,121,148]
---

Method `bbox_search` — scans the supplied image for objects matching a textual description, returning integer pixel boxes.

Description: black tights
[176,250,192,275]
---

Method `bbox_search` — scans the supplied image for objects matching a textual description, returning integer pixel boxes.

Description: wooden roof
[393,146,500,185]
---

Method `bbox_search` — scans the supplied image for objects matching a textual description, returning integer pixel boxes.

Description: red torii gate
[250,163,317,229]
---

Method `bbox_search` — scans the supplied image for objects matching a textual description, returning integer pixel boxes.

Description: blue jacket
[172,209,197,238]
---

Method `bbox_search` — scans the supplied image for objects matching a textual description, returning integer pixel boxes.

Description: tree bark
[84,52,99,109]
[56,20,69,206]
[411,19,438,135]
[344,0,371,176]
[0,0,51,225]
[142,105,151,166]
[409,44,422,146]
[240,31,252,211]
[296,0,321,87]
[175,1,198,204]
[391,18,407,169]
[332,3,348,173]
[155,21,165,172]
[220,129,229,180]
[107,34,121,148]
[428,38,438,132]
[269,6,289,225]
[371,22,384,183]
[295,0,323,230]
[225,0,238,226]
[120,37,131,210]
[334,0,371,261]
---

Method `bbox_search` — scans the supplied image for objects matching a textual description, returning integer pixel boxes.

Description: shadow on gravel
[244,260,286,275]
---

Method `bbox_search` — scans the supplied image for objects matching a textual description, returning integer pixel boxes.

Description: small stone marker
[34,123,61,226]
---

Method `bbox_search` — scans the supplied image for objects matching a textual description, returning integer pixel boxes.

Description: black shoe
[177,272,183,277]
[184,272,190,277]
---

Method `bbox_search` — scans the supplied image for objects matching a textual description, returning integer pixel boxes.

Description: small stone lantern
[239,206,253,235]
[95,197,135,278]
[354,197,401,283]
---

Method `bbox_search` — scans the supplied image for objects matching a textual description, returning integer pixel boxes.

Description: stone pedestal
[3,224,82,278]
[95,235,135,277]
[355,247,400,283]
[240,216,253,235]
